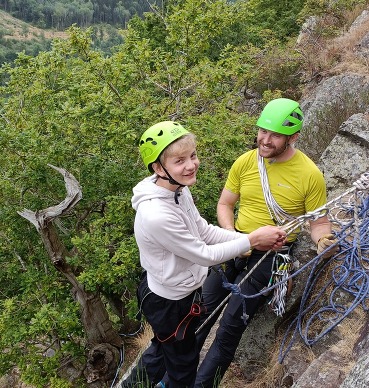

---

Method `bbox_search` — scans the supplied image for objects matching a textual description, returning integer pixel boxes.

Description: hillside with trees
[0,0,367,387]
[0,0,156,64]
[0,0,155,29]
[0,8,124,64]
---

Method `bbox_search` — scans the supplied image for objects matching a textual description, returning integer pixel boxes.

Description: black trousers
[121,273,201,388]
[194,250,275,387]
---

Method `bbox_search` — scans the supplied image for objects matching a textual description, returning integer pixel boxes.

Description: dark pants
[194,250,275,388]
[121,274,201,388]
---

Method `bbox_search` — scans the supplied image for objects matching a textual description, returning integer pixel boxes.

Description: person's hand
[248,225,286,251]
[353,172,369,190]
[317,234,339,258]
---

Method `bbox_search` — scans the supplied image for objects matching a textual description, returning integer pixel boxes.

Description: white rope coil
[257,151,296,225]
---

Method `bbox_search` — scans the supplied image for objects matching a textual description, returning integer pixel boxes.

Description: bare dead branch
[17,164,82,231]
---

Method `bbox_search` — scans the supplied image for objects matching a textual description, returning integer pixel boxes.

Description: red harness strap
[156,302,207,343]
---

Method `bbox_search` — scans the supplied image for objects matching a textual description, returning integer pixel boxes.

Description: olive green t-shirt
[225,149,327,241]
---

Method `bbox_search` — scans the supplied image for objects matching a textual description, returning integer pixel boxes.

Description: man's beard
[257,141,289,160]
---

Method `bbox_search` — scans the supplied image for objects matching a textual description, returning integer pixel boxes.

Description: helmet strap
[157,161,185,204]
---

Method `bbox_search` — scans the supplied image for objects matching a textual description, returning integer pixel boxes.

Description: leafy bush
[0,0,324,385]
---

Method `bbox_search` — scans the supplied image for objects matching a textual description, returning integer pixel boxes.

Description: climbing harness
[135,272,206,342]
[210,247,296,324]
[114,287,205,386]
[156,290,206,343]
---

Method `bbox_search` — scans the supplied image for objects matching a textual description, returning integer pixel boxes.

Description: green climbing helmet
[256,98,304,135]
[139,121,189,172]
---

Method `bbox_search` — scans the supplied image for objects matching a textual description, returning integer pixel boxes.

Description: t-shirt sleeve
[224,154,246,194]
[305,168,327,212]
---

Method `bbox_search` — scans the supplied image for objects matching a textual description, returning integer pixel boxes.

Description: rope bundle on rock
[279,187,369,362]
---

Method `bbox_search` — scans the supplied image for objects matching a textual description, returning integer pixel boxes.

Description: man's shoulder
[234,149,257,164]
[295,150,321,170]
[229,150,258,177]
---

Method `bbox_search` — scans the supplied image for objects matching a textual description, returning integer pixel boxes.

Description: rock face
[318,113,369,200]
[234,8,369,388]
[299,73,369,163]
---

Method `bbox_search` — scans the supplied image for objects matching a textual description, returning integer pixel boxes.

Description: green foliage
[70,196,141,296]
[246,37,303,99]
[0,26,144,385]
[0,0,315,385]
[0,37,52,64]
[189,110,257,223]
[238,0,306,41]
[0,278,85,385]
[299,0,367,22]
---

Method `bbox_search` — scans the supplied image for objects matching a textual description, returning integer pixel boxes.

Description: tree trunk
[18,165,123,383]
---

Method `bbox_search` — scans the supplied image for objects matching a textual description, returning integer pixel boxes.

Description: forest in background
[0,0,157,28]
[0,0,367,387]
[0,0,158,64]
[0,9,125,64]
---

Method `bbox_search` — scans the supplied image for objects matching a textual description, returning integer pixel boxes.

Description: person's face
[257,128,291,159]
[158,138,200,187]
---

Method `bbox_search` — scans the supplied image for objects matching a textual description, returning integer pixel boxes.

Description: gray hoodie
[131,175,252,300]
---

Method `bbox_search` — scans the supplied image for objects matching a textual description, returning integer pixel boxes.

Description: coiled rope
[258,151,296,225]
[196,173,369,365]
[278,189,369,362]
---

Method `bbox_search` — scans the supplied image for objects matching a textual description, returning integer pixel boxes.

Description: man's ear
[288,132,299,145]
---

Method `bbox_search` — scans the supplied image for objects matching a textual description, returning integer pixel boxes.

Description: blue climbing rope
[217,268,250,324]
[279,193,369,362]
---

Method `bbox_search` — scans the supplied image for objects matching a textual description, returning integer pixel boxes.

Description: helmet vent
[141,137,157,145]
[282,111,303,127]
[282,119,295,127]
[291,111,303,120]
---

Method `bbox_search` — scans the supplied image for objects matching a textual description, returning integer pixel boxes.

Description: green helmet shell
[139,121,189,172]
[256,98,304,135]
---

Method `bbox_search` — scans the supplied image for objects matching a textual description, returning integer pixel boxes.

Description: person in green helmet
[122,121,286,388]
[193,98,339,387]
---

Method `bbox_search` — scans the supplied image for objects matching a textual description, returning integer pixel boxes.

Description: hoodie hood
[132,175,178,211]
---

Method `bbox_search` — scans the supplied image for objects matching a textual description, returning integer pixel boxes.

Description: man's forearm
[310,217,333,244]
[217,204,236,230]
